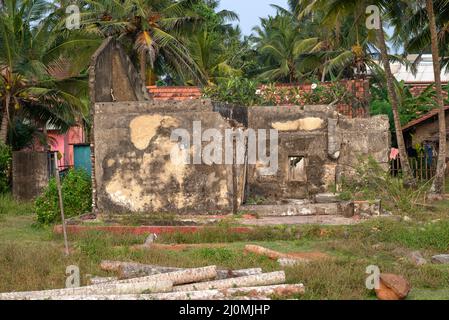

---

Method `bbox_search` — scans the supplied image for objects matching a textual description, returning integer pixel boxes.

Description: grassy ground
[0,194,449,300]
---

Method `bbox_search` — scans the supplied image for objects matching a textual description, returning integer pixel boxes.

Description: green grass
[1,196,449,299]
[0,194,33,217]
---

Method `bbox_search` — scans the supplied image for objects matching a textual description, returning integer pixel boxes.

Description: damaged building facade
[90,38,390,216]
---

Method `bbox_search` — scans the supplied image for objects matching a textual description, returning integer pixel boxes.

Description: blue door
[73,144,92,176]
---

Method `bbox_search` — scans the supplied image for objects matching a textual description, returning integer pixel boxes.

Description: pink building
[47,126,85,169]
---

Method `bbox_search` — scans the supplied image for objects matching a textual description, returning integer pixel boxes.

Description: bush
[203,77,262,106]
[0,142,12,194]
[35,169,92,225]
[340,157,428,215]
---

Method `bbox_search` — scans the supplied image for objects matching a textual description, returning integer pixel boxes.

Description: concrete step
[238,215,360,226]
[240,202,354,217]
[313,193,341,204]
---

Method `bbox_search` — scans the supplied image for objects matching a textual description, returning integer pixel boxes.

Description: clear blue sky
[219,0,288,35]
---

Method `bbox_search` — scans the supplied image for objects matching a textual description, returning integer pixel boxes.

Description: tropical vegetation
[1,0,449,195]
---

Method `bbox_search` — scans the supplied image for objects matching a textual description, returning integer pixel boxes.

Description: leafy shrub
[340,157,428,215]
[35,169,92,225]
[204,78,364,109]
[0,142,12,194]
[203,76,262,106]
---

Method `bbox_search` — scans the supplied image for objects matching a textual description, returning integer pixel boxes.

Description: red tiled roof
[402,106,449,131]
[147,86,202,101]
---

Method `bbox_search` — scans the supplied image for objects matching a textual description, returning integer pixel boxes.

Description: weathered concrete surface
[94,100,244,214]
[246,107,390,203]
[89,37,151,210]
[431,254,449,264]
[354,200,382,217]
[238,215,360,226]
[12,151,48,201]
[88,39,391,216]
[241,202,354,217]
[337,115,391,180]
[314,193,340,203]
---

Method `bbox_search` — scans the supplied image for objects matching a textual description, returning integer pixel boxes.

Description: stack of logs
[0,262,305,300]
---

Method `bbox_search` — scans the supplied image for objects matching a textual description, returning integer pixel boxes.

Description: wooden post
[54,152,69,256]
[232,134,238,215]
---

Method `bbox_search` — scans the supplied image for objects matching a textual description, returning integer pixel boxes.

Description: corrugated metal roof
[390,54,449,83]
[402,106,449,131]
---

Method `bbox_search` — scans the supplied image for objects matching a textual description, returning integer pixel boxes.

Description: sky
[218,0,288,36]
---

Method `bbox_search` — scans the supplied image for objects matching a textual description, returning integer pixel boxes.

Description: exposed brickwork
[147,79,370,118]
[407,82,449,99]
[148,86,202,101]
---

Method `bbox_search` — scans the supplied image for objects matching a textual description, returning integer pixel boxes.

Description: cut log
[101,260,180,277]
[278,258,307,267]
[88,276,118,285]
[173,271,285,292]
[245,245,288,260]
[0,280,173,300]
[100,260,261,280]
[105,266,217,286]
[216,268,263,280]
[245,245,311,263]
[30,284,304,300]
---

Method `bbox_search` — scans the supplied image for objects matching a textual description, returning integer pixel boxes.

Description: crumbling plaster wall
[245,106,390,202]
[94,100,244,214]
[12,151,49,201]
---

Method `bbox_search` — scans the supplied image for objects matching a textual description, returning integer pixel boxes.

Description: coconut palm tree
[185,0,242,83]
[78,0,206,85]
[0,0,88,145]
[296,0,416,186]
[387,0,447,194]
[425,0,446,195]
[252,12,322,83]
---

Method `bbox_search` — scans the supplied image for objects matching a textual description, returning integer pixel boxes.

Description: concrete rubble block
[353,200,382,217]
[314,193,340,203]
[408,251,427,266]
[241,203,343,217]
[431,254,449,264]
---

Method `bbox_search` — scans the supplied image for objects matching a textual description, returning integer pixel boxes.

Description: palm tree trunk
[139,51,147,86]
[376,20,415,187]
[426,0,446,195]
[0,95,10,144]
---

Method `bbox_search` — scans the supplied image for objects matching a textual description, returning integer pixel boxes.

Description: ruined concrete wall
[12,151,48,201]
[247,106,337,200]
[89,37,151,212]
[336,115,391,180]
[94,100,243,214]
[89,37,150,104]
[245,107,390,202]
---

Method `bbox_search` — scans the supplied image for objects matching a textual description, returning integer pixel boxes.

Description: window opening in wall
[288,156,307,182]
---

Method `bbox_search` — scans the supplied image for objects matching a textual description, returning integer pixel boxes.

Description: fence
[390,154,437,182]
[47,152,72,179]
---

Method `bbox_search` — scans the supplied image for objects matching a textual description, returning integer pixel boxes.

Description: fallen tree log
[245,245,310,263]
[105,266,217,286]
[278,258,303,267]
[28,284,304,300]
[100,260,261,280]
[216,268,263,280]
[173,271,286,292]
[0,280,173,300]
[88,276,119,285]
